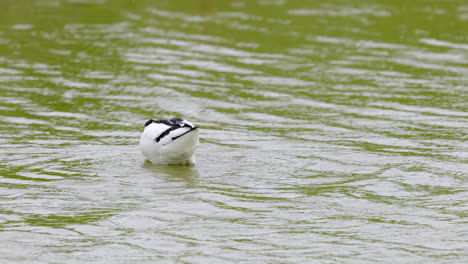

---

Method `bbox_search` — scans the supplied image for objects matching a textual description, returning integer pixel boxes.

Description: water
[1,0,467,263]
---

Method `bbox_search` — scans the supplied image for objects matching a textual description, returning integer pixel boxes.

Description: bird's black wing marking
[147,118,195,142]
[144,119,155,127]
[144,119,173,127]
[155,126,181,142]
[155,124,195,143]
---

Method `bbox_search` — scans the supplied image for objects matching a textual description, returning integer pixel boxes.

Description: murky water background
[1,0,467,263]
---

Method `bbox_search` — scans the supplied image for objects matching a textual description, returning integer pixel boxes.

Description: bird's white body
[140,118,199,165]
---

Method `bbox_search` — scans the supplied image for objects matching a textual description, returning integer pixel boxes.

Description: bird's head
[143,118,198,146]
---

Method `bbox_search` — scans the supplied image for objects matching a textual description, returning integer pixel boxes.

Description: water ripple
[0,0,467,263]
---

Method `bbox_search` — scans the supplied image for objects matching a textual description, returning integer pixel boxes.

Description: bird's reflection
[142,161,200,188]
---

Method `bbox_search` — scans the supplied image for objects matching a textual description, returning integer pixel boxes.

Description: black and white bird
[140,118,199,164]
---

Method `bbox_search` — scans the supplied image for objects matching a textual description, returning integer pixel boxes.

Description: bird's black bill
[171,126,198,141]
[155,124,198,143]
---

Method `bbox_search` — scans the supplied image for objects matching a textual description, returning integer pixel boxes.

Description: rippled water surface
[1,0,467,263]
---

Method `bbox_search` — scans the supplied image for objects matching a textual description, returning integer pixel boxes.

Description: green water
[1,0,467,263]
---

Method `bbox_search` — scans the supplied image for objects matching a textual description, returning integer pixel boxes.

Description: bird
[139,118,199,165]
